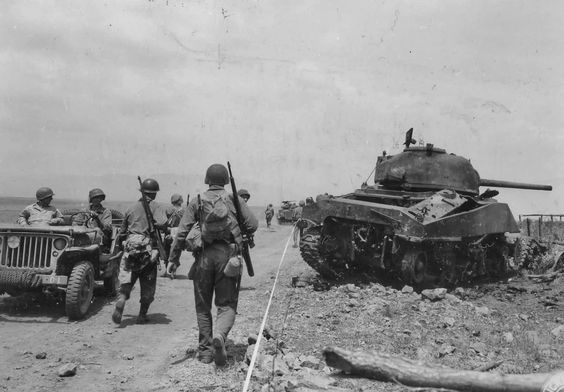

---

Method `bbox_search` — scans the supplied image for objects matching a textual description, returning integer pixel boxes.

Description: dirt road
[0,222,297,392]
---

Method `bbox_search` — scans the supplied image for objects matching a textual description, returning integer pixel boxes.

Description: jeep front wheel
[65,261,95,320]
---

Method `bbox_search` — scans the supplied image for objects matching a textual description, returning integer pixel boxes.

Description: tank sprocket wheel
[299,228,341,280]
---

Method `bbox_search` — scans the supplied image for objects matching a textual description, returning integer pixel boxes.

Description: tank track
[299,227,321,270]
[299,227,342,279]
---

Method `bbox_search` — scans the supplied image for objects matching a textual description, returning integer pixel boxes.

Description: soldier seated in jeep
[71,188,113,252]
[17,187,64,227]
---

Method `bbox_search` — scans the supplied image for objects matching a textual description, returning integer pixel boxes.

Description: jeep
[0,210,124,320]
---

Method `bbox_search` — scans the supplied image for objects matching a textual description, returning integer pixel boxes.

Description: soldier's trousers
[193,241,239,357]
[119,262,158,306]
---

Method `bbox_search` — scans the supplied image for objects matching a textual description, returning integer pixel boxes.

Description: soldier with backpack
[167,164,258,366]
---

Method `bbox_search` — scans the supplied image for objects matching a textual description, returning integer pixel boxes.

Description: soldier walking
[292,200,305,247]
[112,178,171,325]
[265,204,274,229]
[168,164,258,365]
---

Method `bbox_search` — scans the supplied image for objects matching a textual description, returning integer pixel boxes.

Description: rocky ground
[1,222,563,392]
[163,238,564,392]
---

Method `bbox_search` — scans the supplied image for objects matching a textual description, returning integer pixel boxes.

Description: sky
[1,0,563,215]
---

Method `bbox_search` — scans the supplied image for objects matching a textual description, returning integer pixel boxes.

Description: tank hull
[299,189,518,287]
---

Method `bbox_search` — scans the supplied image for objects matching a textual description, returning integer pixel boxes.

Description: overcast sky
[1,0,563,215]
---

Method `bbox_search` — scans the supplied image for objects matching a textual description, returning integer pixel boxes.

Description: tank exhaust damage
[299,129,552,288]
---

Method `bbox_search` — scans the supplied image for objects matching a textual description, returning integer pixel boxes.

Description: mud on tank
[299,129,552,288]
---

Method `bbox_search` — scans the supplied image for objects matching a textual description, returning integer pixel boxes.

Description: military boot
[112,294,126,324]
[213,334,227,366]
[136,303,150,324]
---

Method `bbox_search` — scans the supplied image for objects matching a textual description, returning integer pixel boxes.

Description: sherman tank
[299,129,552,287]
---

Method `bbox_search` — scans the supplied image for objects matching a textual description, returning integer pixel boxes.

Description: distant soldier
[17,187,64,226]
[87,188,113,252]
[292,200,305,247]
[112,178,172,325]
[237,189,250,203]
[168,164,258,365]
[265,204,274,229]
[167,193,185,228]
[163,193,186,275]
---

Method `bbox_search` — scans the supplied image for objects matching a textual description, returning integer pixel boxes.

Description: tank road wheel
[401,250,427,286]
[65,261,95,320]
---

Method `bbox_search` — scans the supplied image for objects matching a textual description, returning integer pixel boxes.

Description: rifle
[137,176,168,268]
[227,162,255,277]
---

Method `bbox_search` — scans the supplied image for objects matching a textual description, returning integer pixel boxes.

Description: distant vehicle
[0,209,124,320]
[277,200,299,224]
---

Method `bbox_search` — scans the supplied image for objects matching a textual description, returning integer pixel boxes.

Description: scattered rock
[454,287,465,297]
[469,342,488,354]
[525,331,540,345]
[248,335,258,345]
[438,344,456,357]
[246,344,260,365]
[259,354,290,376]
[263,327,277,340]
[421,288,447,301]
[551,325,564,337]
[401,285,414,294]
[283,352,301,370]
[443,317,455,327]
[299,355,321,370]
[445,293,462,303]
[518,314,530,321]
[416,345,434,361]
[57,363,77,377]
[347,299,360,308]
[35,352,47,360]
[475,306,490,316]
[503,332,515,343]
[291,370,333,390]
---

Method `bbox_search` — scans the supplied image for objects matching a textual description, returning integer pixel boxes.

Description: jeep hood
[0,224,97,235]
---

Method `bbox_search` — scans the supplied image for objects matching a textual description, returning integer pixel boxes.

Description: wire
[242,227,294,392]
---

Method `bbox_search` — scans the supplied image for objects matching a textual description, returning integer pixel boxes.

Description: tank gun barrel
[480,179,552,191]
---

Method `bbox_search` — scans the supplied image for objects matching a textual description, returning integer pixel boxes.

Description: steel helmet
[204,164,229,186]
[238,189,250,199]
[36,187,54,201]
[141,178,160,193]
[89,188,106,202]
[171,193,183,204]
[299,200,306,206]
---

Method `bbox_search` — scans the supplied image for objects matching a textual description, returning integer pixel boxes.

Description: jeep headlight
[7,236,20,248]
[53,237,68,250]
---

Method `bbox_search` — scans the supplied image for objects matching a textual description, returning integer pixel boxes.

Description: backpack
[200,192,234,243]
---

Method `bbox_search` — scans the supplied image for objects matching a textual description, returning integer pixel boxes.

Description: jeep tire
[65,261,95,320]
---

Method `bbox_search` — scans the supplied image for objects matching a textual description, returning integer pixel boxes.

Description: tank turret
[372,129,551,195]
